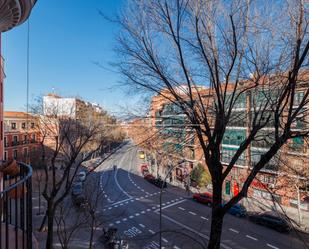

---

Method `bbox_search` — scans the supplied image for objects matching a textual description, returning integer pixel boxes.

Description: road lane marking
[141,211,146,214]
[135,213,140,216]
[155,199,186,212]
[178,207,185,211]
[149,229,155,234]
[189,211,197,216]
[157,213,231,249]
[229,228,239,233]
[139,224,145,228]
[109,223,113,226]
[246,235,258,241]
[162,238,168,243]
[116,221,121,224]
[267,244,279,249]
[110,198,132,206]
[122,218,127,221]
[201,216,208,220]
[114,160,132,198]
[173,246,180,249]
[129,215,134,219]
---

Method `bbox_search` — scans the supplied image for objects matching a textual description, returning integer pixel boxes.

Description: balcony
[0,161,38,249]
[11,141,19,146]
[0,0,37,32]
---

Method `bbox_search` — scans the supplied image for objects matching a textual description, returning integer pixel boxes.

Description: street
[92,142,309,249]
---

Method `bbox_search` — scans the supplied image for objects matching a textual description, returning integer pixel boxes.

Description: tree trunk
[208,209,224,249]
[208,178,224,249]
[38,212,47,231]
[45,202,55,249]
[88,219,95,249]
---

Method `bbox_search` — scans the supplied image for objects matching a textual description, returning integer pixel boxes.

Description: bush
[190,164,211,188]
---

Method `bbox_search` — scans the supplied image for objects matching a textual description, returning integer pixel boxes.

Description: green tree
[190,164,211,188]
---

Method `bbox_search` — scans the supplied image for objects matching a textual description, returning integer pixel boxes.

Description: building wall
[148,78,309,212]
[4,112,40,164]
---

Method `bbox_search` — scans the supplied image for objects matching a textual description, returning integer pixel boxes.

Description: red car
[140,164,149,175]
[193,192,213,206]
[144,174,155,181]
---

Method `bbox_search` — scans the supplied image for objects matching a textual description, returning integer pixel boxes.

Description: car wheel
[207,202,212,207]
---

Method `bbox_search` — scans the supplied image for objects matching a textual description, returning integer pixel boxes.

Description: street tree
[31,97,122,249]
[115,1,309,248]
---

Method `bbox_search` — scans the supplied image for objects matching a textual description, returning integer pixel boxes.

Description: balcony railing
[0,161,35,249]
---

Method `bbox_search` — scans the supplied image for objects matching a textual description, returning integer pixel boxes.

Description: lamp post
[159,159,186,249]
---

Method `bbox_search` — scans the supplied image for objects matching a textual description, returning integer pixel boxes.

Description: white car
[77,171,86,182]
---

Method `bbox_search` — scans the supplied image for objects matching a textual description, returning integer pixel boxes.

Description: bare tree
[30,98,116,249]
[115,0,309,248]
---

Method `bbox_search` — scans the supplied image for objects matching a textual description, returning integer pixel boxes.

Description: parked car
[140,164,149,176]
[249,212,291,233]
[77,171,86,182]
[144,174,167,188]
[72,194,88,210]
[225,203,247,217]
[192,192,213,206]
[71,182,83,196]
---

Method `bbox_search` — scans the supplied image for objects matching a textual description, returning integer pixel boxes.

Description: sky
[2,0,132,116]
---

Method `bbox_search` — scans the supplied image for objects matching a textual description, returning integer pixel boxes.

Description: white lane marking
[141,211,146,214]
[109,223,113,227]
[147,209,151,212]
[155,199,186,212]
[135,213,140,216]
[122,218,127,221]
[111,198,132,206]
[114,161,132,198]
[116,221,121,224]
[267,244,280,249]
[162,238,168,243]
[246,235,258,241]
[129,215,134,219]
[229,228,239,233]
[173,246,180,249]
[148,229,155,234]
[201,216,208,220]
[152,207,156,209]
[189,211,197,216]
[139,224,145,228]
[158,213,231,249]
[114,205,118,208]
[108,207,112,210]
[178,207,185,211]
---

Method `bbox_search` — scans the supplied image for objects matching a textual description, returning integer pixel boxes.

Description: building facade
[4,111,40,163]
[147,76,309,215]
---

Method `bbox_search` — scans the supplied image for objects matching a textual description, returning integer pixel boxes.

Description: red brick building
[4,111,40,164]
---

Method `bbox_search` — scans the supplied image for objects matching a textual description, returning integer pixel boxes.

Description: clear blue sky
[2,0,129,116]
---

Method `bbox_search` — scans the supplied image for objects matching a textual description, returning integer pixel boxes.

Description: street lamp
[159,159,186,249]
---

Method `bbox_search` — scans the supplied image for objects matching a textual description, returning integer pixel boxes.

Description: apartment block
[148,75,309,213]
[4,111,40,163]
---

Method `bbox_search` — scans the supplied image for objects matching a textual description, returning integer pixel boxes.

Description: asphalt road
[94,141,309,249]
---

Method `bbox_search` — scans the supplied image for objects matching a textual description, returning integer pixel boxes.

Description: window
[31,122,35,128]
[251,149,279,171]
[222,129,246,146]
[24,135,28,143]
[22,122,26,129]
[289,199,308,210]
[13,135,18,145]
[4,137,7,147]
[4,151,7,161]
[11,122,16,130]
[290,137,304,152]
[23,148,28,157]
[221,146,246,166]
[13,150,18,159]
[294,91,304,106]
[32,134,36,141]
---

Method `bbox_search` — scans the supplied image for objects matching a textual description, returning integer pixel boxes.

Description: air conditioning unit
[268,183,275,189]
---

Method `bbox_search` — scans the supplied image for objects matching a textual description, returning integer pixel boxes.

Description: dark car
[144,174,167,188]
[226,203,247,217]
[71,182,83,196]
[193,192,213,206]
[72,194,88,210]
[249,212,291,233]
